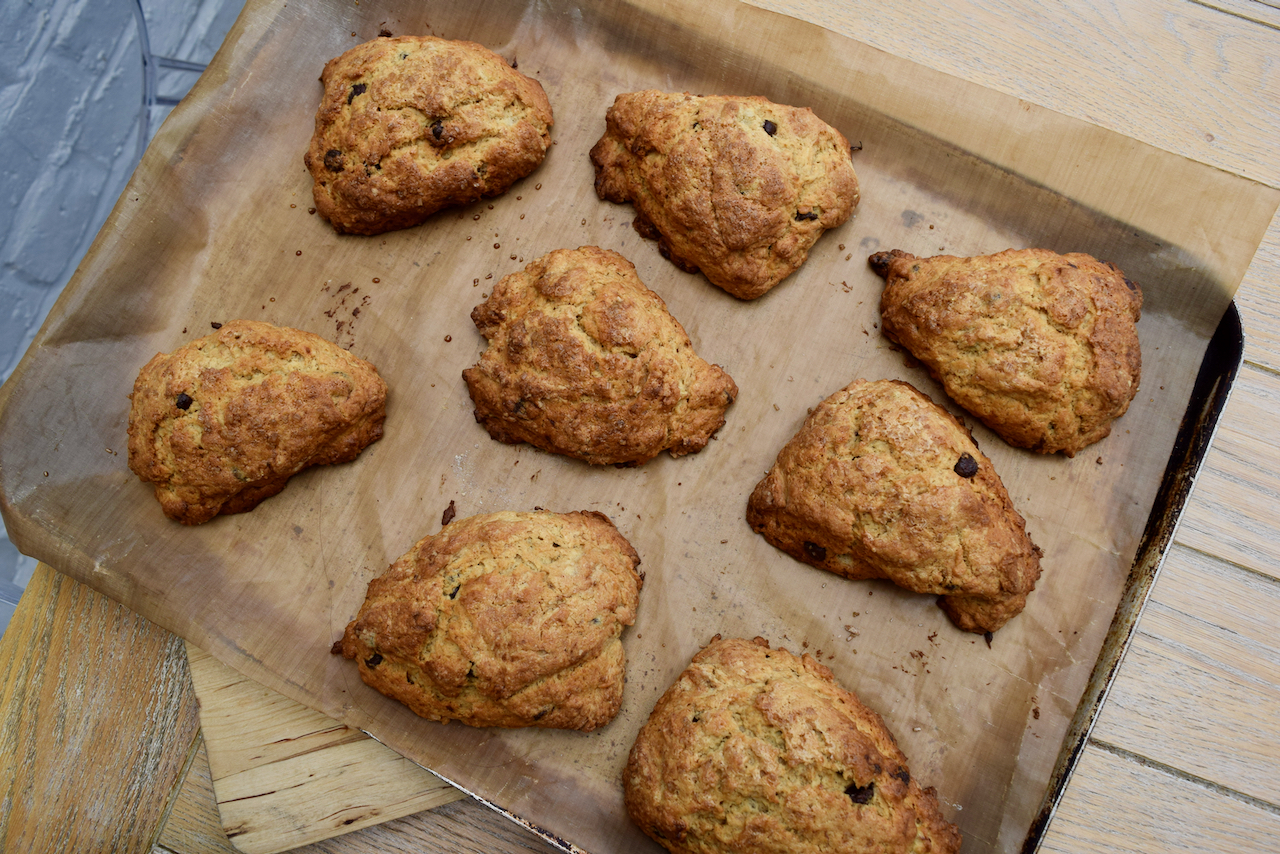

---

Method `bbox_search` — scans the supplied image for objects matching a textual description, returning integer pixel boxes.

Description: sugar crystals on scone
[747,378,1042,634]
[126,320,387,525]
[625,636,962,854]
[871,247,1142,456]
[591,91,859,299]
[305,35,553,235]
[463,246,738,465]
[337,509,642,731]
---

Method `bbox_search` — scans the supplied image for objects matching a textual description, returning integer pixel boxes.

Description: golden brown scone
[625,636,962,854]
[305,35,553,235]
[127,320,387,525]
[338,509,642,731]
[590,91,859,299]
[463,246,738,465]
[871,247,1142,456]
[746,379,1041,633]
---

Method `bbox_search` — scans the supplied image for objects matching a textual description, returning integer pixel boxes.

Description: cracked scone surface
[871,247,1142,456]
[624,636,961,854]
[126,320,387,525]
[305,35,553,235]
[590,91,859,299]
[463,246,738,465]
[746,379,1041,633]
[339,509,642,731]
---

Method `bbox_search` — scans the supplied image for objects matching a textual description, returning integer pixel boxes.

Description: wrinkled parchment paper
[2,0,1277,851]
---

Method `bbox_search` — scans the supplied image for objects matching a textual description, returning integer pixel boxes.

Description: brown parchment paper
[1,0,1277,851]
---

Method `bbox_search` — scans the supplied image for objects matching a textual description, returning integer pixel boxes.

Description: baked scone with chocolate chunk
[305,35,553,235]
[590,91,859,299]
[127,320,387,525]
[338,509,642,731]
[625,636,961,854]
[871,247,1142,456]
[747,379,1041,633]
[463,246,738,465]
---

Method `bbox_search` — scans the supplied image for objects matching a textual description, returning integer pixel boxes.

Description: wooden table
[2,0,1278,851]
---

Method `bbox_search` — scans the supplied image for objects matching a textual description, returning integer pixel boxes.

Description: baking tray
[0,0,1275,851]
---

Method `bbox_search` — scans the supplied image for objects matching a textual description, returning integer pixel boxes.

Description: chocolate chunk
[210,322,222,329]
[803,541,827,562]
[323,149,345,172]
[347,82,366,104]
[954,452,979,478]
[330,640,343,655]
[762,119,777,136]
[845,781,875,804]
[364,653,383,668]
[794,210,820,221]
[442,499,457,526]
[984,631,993,648]
[431,120,444,140]
[893,767,911,785]
[175,392,193,410]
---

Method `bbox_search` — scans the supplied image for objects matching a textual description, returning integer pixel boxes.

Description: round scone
[624,636,962,854]
[304,35,553,235]
[590,91,859,299]
[746,379,1041,634]
[463,246,738,465]
[126,320,387,525]
[870,247,1142,456]
[338,509,643,731]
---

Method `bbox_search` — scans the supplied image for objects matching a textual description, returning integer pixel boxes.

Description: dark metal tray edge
[1020,301,1245,853]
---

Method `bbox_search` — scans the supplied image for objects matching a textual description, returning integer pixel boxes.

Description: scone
[590,91,859,299]
[624,636,962,854]
[871,247,1142,456]
[127,320,387,525]
[463,246,738,465]
[746,379,1041,633]
[305,35,553,235]
[338,509,642,731]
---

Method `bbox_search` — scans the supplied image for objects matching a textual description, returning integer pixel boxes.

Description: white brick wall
[0,0,245,631]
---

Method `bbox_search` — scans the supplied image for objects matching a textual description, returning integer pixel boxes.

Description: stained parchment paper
[1,0,1277,851]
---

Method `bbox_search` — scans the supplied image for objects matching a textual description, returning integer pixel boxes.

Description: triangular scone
[591,91,859,299]
[463,246,738,465]
[747,379,1041,633]
[305,35,553,235]
[871,248,1142,456]
[624,636,962,854]
[339,509,642,731]
[127,320,387,524]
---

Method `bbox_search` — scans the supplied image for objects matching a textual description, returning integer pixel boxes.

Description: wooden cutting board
[184,642,465,854]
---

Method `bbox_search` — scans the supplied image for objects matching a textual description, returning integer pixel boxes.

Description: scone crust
[624,636,961,854]
[463,246,738,465]
[872,247,1143,456]
[590,91,859,299]
[340,509,643,731]
[305,35,553,235]
[126,320,387,525]
[746,379,1042,633]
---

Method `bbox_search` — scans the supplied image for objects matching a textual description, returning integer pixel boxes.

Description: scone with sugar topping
[305,34,553,235]
[747,378,1042,633]
[591,91,859,299]
[463,246,738,465]
[127,320,386,524]
[338,509,642,731]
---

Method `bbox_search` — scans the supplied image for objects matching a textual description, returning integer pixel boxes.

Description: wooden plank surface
[185,644,464,854]
[0,562,201,853]
[3,0,1279,853]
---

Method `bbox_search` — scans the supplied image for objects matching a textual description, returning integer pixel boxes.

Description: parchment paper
[1,1,1277,851]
